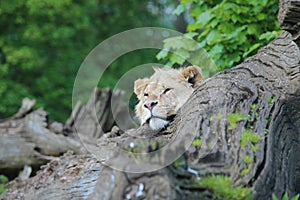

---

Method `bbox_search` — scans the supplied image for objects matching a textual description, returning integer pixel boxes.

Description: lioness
[134,66,203,130]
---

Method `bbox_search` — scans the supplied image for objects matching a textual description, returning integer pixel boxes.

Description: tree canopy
[0,0,166,121]
[0,0,280,121]
[158,0,281,75]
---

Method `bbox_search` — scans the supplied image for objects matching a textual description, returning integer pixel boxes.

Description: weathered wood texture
[278,0,300,35]
[64,87,132,139]
[1,0,300,199]
[0,98,84,175]
[174,31,300,199]
[0,88,129,178]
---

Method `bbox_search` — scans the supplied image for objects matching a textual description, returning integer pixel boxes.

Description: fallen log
[0,98,84,178]
[1,0,300,199]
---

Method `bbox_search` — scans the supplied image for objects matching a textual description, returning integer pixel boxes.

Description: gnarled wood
[278,0,300,36]
[1,0,300,199]
[174,31,300,199]
[64,87,132,139]
[0,101,84,177]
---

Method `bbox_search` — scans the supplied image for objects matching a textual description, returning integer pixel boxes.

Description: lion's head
[134,66,203,130]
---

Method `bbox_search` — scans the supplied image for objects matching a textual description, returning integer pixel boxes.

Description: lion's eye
[144,93,149,97]
[163,88,172,94]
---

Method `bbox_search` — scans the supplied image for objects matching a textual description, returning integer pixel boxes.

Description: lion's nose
[144,101,158,110]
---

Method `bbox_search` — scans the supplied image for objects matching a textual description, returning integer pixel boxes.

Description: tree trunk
[1,0,300,199]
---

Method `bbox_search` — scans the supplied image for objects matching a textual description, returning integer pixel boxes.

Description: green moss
[210,113,223,121]
[228,113,245,129]
[251,144,259,153]
[192,138,202,147]
[250,104,256,113]
[198,175,251,200]
[241,129,260,147]
[173,156,186,168]
[255,112,259,120]
[243,155,253,164]
[241,168,250,176]
[272,193,300,200]
[268,97,276,106]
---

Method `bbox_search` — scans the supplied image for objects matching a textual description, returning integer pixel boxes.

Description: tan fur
[134,66,203,130]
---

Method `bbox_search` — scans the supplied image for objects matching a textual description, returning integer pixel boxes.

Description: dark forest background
[0,0,280,122]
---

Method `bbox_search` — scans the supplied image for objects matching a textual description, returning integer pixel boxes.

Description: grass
[198,175,251,200]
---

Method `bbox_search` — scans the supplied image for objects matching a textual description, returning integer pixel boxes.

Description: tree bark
[174,30,300,199]
[278,0,300,37]
[1,0,300,199]
[0,98,84,178]
[64,87,132,138]
[0,88,129,179]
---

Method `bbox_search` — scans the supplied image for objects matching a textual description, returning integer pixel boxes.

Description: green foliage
[241,129,260,147]
[198,175,251,200]
[173,156,187,168]
[156,34,218,77]
[241,155,253,176]
[272,193,300,200]
[0,175,8,194]
[159,0,281,72]
[228,112,245,129]
[243,155,253,164]
[268,96,276,106]
[192,138,202,147]
[240,168,249,176]
[250,103,257,113]
[0,0,166,121]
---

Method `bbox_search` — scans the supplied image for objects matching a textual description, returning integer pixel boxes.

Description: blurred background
[0,0,280,122]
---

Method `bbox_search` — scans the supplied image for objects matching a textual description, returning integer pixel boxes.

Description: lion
[134,66,203,131]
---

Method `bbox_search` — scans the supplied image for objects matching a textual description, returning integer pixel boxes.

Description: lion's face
[134,66,202,130]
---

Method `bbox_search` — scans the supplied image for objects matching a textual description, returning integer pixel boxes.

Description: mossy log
[1,0,300,199]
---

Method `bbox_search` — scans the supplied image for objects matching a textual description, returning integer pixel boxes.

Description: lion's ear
[180,66,203,88]
[134,78,149,96]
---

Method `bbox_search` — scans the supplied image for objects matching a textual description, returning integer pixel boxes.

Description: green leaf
[197,10,212,26]
[206,30,221,45]
[291,194,300,200]
[156,49,169,60]
[223,2,239,11]
[259,31,277,41]
[243,43,262,58]
[181,0,192,3]
[184,32,198,39]
[169,52,186,65]
[164,36,199,51]
[0,175,8,183]
[272,194,279,200]
[0,184,6,195]
[187,22,201,32]
[282,193,289,200]
[173,4,186,15]
[210,44,223,55]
